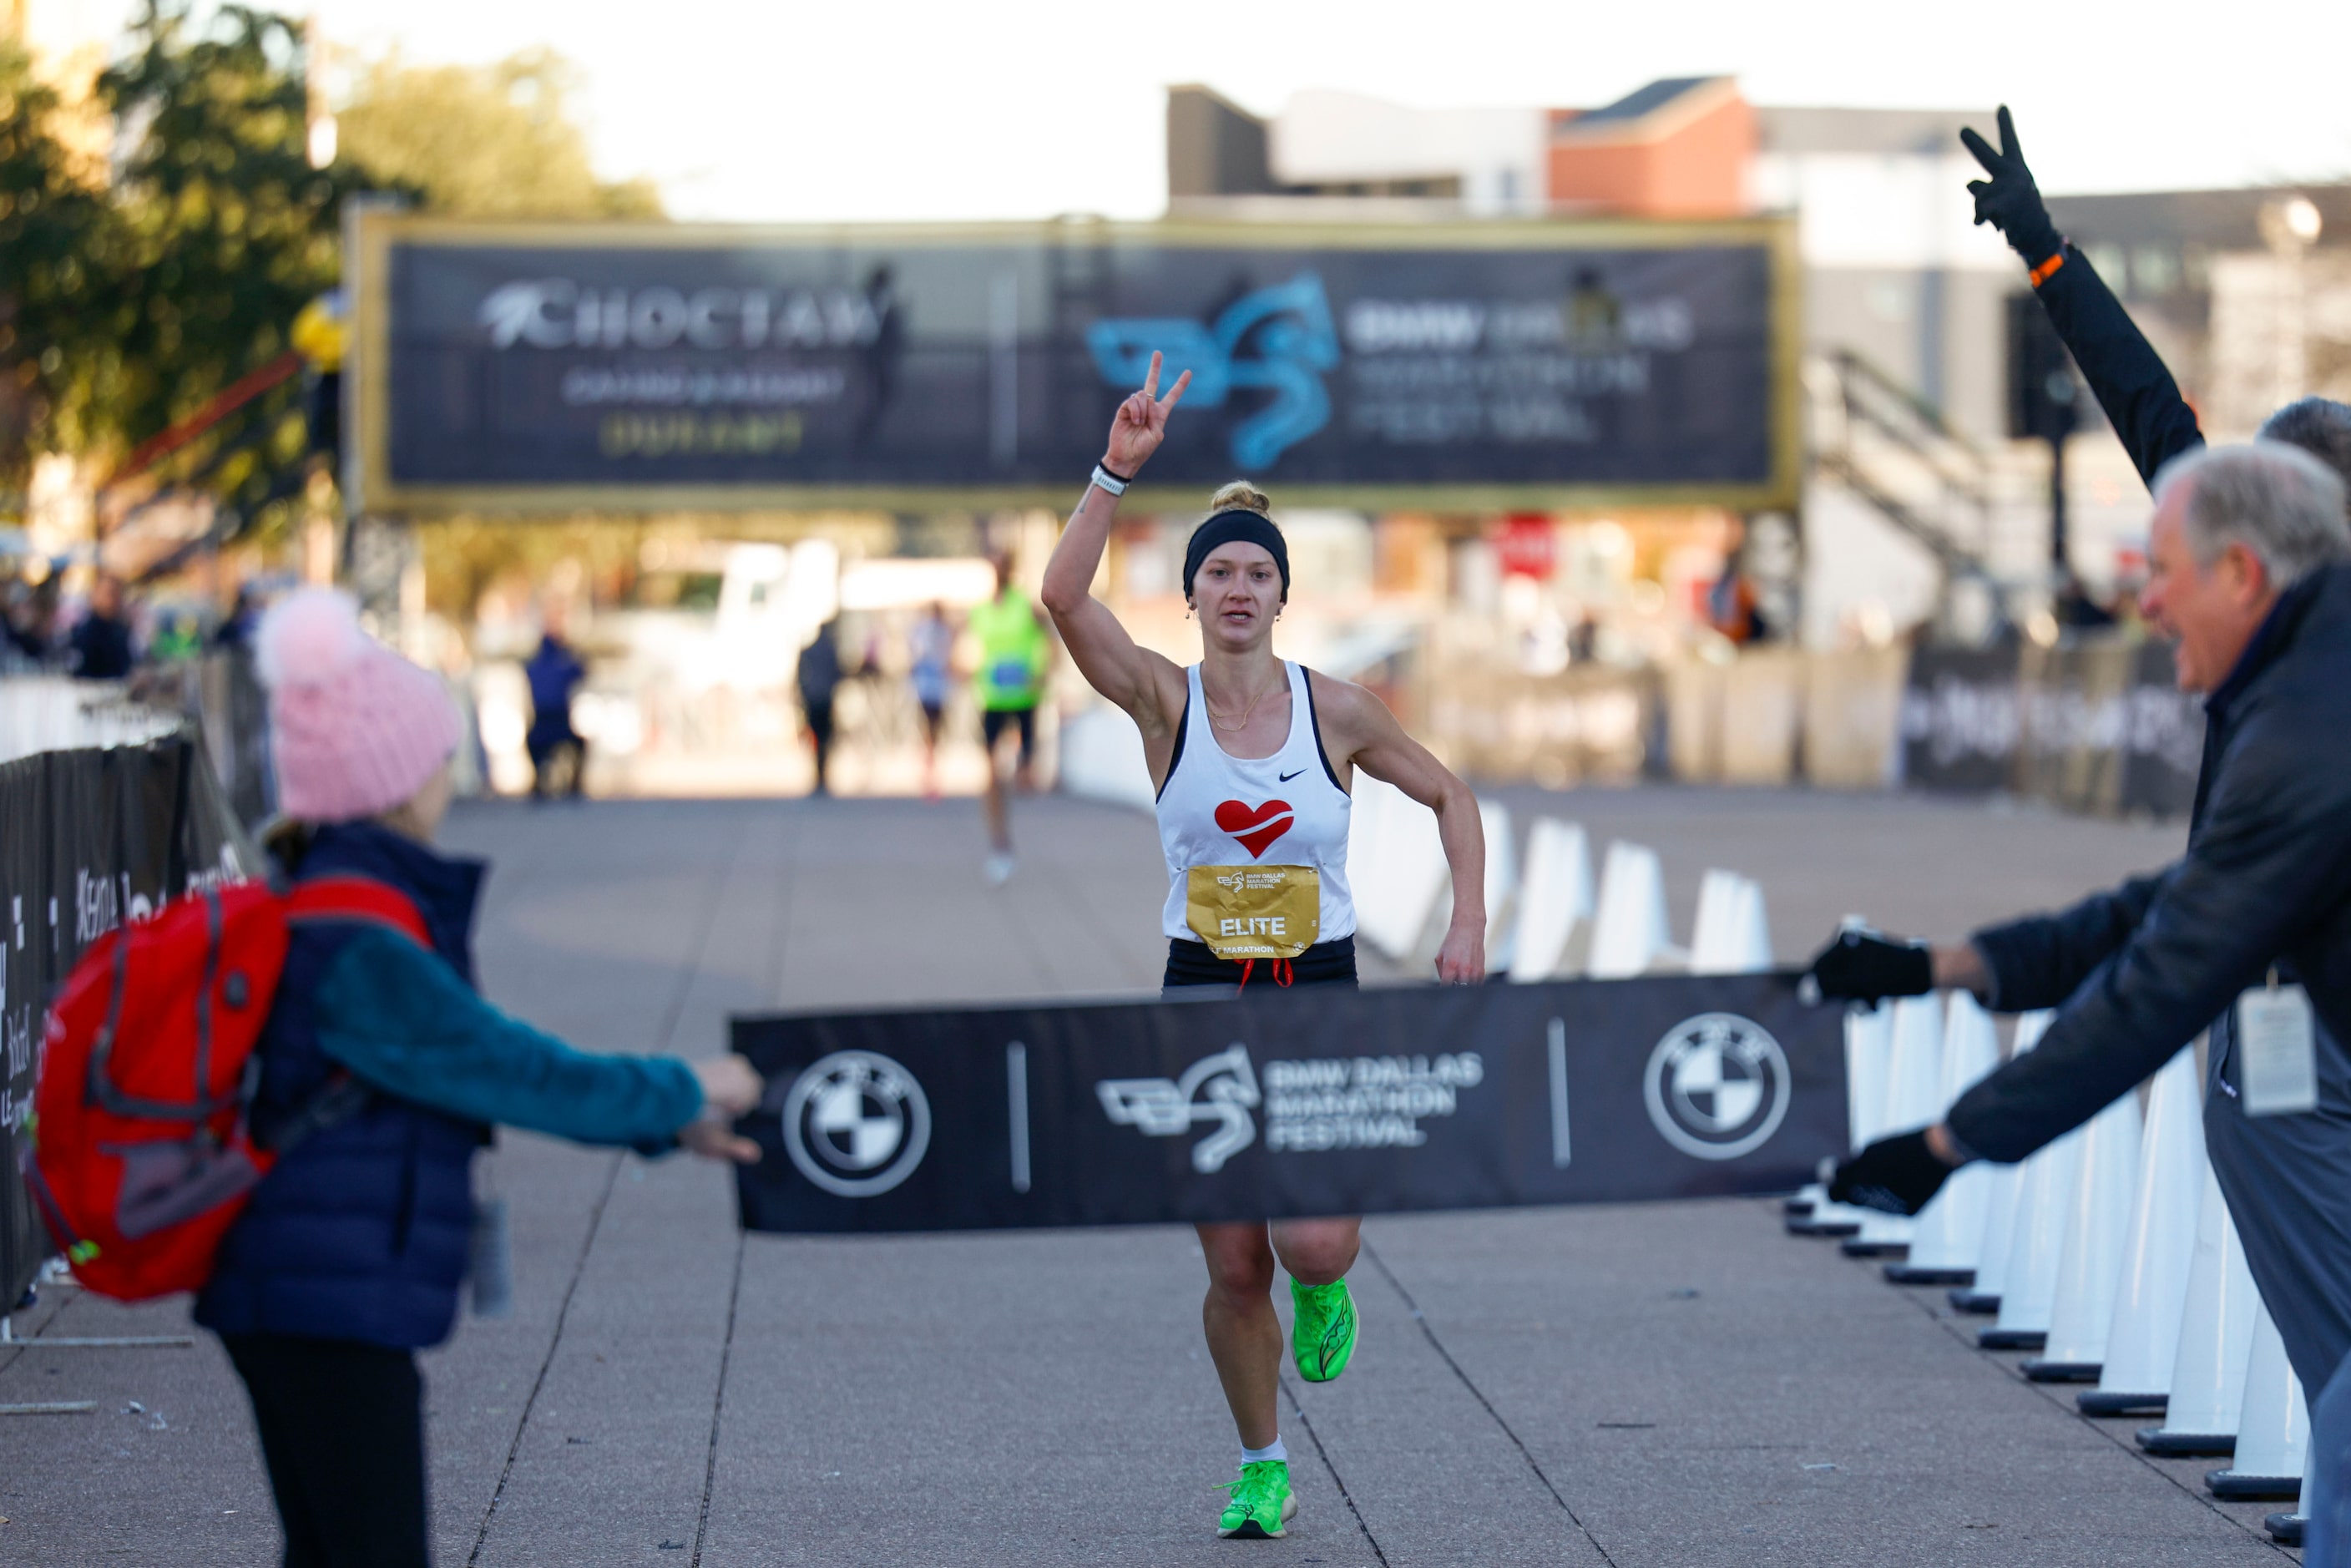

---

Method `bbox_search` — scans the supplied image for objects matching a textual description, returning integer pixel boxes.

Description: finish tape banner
[731,972,1843,1233]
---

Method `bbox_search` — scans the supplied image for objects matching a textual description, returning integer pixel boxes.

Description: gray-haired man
[1816,443,2351,1557]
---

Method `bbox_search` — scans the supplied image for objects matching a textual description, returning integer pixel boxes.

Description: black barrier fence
[732,972,1842,1234]
[0,735,252,1309]
[195,648,276,829]
[1898,636,2202,817]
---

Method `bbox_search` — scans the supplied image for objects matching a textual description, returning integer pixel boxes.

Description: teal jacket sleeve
[309,927,705,1146]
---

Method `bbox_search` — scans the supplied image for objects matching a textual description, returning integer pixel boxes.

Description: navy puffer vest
[194,822,490,1349]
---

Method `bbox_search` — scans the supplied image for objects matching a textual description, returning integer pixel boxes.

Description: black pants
[221,1332,430,1568]
[804,697,836,792]
[2204,1015,2351,1549]
[527,733,584,799]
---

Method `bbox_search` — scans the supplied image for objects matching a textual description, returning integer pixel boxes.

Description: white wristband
[1090,465,1129,498]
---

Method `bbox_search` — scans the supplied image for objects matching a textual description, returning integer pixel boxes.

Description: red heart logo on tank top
[1215,799,1294,859]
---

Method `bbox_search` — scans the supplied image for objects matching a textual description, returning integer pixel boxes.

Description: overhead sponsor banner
[731,972,1842,1234]
[0,739,250,1308]
[354,214,1798,513]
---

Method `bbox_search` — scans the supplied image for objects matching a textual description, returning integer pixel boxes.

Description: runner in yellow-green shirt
[969,553,1050,884]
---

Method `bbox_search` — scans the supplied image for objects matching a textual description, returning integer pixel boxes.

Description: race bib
[1186,865,1319,961]
[2239,979,2319,1118]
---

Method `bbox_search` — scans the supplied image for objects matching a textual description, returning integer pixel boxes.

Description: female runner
[1041,353,1487,1540]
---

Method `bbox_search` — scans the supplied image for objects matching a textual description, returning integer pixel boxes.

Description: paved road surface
[0,789,2298,1565]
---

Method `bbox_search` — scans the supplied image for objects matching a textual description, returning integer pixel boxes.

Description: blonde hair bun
[1208,479,1272,517]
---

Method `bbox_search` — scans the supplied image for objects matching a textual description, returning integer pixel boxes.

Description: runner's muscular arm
[1040,352,1192,736]
[1040,479,1181,729]
[1312,674,1486,984]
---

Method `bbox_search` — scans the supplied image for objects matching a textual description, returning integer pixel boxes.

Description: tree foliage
[91,3,354,454]
[0,2,657,527]
[0,39,113,490]
[336,49,660,220]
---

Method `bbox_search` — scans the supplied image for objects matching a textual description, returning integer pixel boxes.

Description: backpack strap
[286,876,431,948]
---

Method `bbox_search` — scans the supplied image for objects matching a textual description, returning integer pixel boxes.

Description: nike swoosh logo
[1278,768,1307,781]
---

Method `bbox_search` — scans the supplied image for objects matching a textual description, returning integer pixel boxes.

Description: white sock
[1241,1437,1288,1465]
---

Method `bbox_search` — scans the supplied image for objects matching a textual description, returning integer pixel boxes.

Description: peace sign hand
[1104,351,1191,477]
[1958,105,2062,268]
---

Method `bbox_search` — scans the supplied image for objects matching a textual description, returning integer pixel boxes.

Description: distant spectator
[69,574,135,680]
[908,601,953,801]
[523,611,589,802]
[1569,611,1600,665]
[4,576,55,667]
[796,618,845,796]
[2054,569,2119,631]
[148,606,202,665]
[1706,568,1769,645]
[214,584,265,652]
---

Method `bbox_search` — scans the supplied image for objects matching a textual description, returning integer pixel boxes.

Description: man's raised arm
[1963,105,2205,487]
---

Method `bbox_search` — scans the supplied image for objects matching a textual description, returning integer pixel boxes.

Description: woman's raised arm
[1040,352,1191,731]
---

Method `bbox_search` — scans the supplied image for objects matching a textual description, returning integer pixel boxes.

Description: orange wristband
[2028,250,2066,289]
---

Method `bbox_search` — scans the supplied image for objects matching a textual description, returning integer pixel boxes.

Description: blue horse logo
[1085,274,1340,470]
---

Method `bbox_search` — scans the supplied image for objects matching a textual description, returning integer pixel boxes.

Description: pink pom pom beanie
[256,588,464,822]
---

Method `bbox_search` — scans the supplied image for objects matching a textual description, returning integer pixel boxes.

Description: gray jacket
[1949,563,2351,1162]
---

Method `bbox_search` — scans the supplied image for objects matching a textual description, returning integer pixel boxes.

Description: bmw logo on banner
[1643,1013,1792,1161]
[781,1050,933,1197]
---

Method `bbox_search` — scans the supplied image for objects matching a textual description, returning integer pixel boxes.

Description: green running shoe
[1291,1277,1359,1383]
[1216,1459,1297,1539]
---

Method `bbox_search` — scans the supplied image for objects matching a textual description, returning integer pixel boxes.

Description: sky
[31,0,2351,223]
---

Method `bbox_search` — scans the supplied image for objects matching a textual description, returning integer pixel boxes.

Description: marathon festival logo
[1088,275,1342,469]
[1097,1045,1485,1171]
[1099,1045,1261,1173]
[731,974,1848,1235]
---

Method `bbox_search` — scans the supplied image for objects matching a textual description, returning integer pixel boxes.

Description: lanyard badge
[2238,969,2318,1118]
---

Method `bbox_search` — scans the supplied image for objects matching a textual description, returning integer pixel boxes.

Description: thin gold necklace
[1204,667,1285,732]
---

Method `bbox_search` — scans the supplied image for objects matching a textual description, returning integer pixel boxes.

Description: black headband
[1183,511,1290,600]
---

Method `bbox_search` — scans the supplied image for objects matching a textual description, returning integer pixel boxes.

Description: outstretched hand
[680,1116,761,1165]
[1104,350,1191,476]
[1959,104,2062,266]
[1804,927,1934,1004]
[680,1053,765,1164]
[1830,1128,1960,1216]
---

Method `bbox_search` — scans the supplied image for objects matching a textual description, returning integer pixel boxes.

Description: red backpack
[28,875,428,1302]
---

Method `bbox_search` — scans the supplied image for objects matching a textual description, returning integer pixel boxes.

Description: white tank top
[1157,661,1355,946]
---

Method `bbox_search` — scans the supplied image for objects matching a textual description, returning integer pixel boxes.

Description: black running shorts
[1161,935,1358,995]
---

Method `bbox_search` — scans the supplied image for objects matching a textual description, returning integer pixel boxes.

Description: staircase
[1807,348,2007,617]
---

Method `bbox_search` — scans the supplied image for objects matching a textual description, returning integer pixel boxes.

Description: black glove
[1830,1129,1960,1216]
[1959,105,2064,268]
[1806,928,1933,1003]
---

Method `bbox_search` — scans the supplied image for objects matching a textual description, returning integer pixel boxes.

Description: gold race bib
[1186,865,1320,961]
